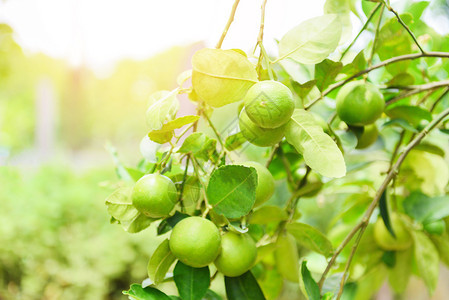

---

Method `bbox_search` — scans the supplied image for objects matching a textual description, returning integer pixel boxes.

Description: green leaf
[278,14,342,64]
[285,109,346,178]
[123,284,171,300]
[178,132,218,161]
[300,261,320,300]
[191,48,258,107]
[250,206,288,224]
[382,119,418,133]
[314,59,342,92]
[225,271,266,300]
[203,289,223,300]
[386,73,415,87]
[405,1,430,20]
[157,211,190,235]
[148,115,200,144]
[379,190,396,238]
[341,50,366,75]
[105,187,156,233]
[146,90,180,131]
[258,268,283,300]
[147,239,176,285]
[286,222,333,257]
[323,0,353,43]
[290,80,317,99]
[413,142,445,157]
[430,233,449,267]
[224,132,247,151]
[386,106,431,127]
[388,247,412,293]
[403,192,449,223]
[411,230,439,295]
[206,165,257,219]
[173,261,210,300]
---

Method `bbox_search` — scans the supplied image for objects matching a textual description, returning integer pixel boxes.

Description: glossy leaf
[146,90,179,131]
[386,106,431,127]
[191,48,258,107]
[314,59,342,92]
[379,190,396,238]
[285,109,346,178]
[412,230,439,295]
[147,239,176,285]
[300,261,320,300]
[206,165,257,218]
[225,271,266,300]
[403,192,449,223]
[287,222,333,257]
[278,14,342,64]
[123,284,171,300]
[224,132,247,151]
[173,261,210,300]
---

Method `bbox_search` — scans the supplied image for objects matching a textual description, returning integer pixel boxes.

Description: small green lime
[374,213,412,251]
[423,219,446,235]
[336,81,384,126]
[169,217,221,268]
[240,161,275,207]
[214,232,257,277]
[244,80,295,128]
[356,124,379,149]
[132,174,177,218]
[239,108,285,147]
[274,232,299,282]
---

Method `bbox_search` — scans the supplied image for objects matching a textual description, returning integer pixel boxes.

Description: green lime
[214,232,257,277]
[336,81,384,126]
[239,108,285,147]
[132,174,177,218]
[169,217,221,268]
[240,161,275,207]
[244,80,295,128]
[356,124,379,149]
[423,219,446,235]
[374,213,412,251]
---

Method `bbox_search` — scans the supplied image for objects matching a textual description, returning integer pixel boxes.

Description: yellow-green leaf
[148,115,200,144]
[146,90,179,130]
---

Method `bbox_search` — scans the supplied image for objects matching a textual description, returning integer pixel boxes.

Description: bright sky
[0,0,326,71]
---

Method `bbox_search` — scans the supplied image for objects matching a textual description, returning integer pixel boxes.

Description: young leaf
[286,222,333,257]
[178,132,218,161]
[300,261,320,300]
[250,205,288,225]
[285,109,346,178]
[148,115,200,144]
[225,271,266,300]
[314,59,343,92]
[147,239,176,285]
[146,90,179,131]
[173,261,210,300]
[290,80,317,99]
[412,230,439,295]
[388,247,412,293]
[224,132,247,151]
[191,48,258,107]
[278,14,342,64]
[123,284,171,300]
[379,190,396,238]
[206,165,257,219]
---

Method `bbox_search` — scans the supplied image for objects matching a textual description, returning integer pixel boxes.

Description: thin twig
[368,4,385,67]
[305,51,449,109]
[340,3,382,61]
[319,107,449,292]
[216,0,241,49]
[385,80,449,106]
[430,87,449,113]
[266,143,280,168]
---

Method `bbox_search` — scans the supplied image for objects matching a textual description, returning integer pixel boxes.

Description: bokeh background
[1,0,449,299]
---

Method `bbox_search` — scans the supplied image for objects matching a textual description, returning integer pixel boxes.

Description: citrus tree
[104,1,449,299]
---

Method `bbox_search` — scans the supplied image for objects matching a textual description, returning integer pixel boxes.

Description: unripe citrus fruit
[356,124,379,149]
[243,80,295,128]
[336,81,384,126]
[275,232,299,282]
[239,108,285,147]
[240,161,275,207]
[423,219,446,235]
[132,174,177,218]
[214,232,257,277]
[169,217,221,268]
[374,214,412,251]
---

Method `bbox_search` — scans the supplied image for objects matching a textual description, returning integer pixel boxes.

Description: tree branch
[385,80,449,106]
[305,51,449,109]
[216,0,241,49]
[368,4,385,67]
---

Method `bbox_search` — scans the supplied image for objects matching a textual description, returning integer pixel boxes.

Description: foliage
[102,1,449,300]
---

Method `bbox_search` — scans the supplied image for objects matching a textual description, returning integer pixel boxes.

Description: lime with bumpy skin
[356,124,379,149]
[374,213,412,251]
[239,108,286,147]
[244,80,295,128]
[240,161,275,207]
[132,174,178,218]
[169,217,221,268]
[336,80,385,126]
[214,232,257,277]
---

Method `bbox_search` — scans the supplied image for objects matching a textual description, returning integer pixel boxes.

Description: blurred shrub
[0,165,163,300]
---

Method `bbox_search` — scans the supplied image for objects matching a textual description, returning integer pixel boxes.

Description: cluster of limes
[239,80,295,147]
[131,161,276,276]
[336,80,385,149]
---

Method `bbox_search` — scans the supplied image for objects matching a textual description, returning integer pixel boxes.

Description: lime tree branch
[319,106,449,292]
[340,3,382,61]
[368,4,385,67]
[385,79,449,106]
[216,0,241,49]
[257,0,268,44]
[305,51,449,109]
[382,0,425,54]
